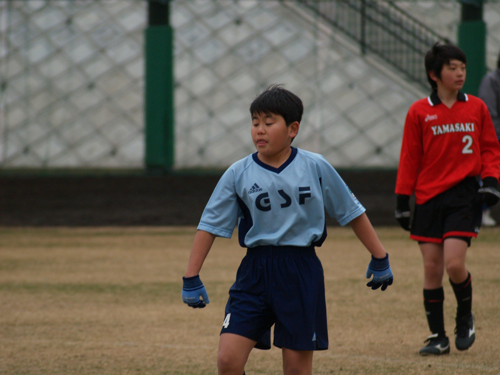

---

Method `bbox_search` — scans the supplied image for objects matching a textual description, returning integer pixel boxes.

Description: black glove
[478,177,500,207]
[395,194,411,231]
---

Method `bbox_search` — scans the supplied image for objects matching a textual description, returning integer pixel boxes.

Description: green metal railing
[300,0,451,90]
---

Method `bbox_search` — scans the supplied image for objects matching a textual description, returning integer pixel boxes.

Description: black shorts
[220,246,328,351]
[410,177,482,244]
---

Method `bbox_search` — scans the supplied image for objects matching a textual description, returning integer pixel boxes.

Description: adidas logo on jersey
[248,183,263,194]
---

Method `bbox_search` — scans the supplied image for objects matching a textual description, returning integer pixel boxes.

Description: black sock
[423,287,446,336]
[450,272,472,320]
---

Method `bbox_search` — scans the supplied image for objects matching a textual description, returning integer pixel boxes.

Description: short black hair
[250,84,303,126]
[497,50,500,69]
[425,42,467,90]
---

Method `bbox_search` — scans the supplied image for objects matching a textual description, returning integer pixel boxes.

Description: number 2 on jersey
[462,135,473,154]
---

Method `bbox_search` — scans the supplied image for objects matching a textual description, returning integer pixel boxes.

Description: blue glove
[182,275,210,308]
[366,254,393,291]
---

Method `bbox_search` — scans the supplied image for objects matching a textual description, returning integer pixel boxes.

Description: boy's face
[432,59,466,92]
[251,112,298,159]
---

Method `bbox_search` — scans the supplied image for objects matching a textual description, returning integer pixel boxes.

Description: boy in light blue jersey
[182,85,393,375]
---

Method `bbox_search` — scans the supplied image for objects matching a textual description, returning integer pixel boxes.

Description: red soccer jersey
[396,91,500,204]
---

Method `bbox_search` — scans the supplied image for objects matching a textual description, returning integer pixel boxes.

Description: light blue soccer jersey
[198,147,365,248]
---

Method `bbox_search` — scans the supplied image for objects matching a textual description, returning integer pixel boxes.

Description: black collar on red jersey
[428,90,468,106]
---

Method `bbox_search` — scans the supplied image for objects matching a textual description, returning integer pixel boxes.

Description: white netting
[1,0,499,169]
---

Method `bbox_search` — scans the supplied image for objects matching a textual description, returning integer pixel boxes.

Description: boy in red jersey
[395,43,500,356]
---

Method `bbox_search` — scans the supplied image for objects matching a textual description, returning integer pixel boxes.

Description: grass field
[1,226,499,374]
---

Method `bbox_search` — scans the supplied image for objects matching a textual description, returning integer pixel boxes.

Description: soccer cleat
[419,333,450,356]
[455,313,475,351]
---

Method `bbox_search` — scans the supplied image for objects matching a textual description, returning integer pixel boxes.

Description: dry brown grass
[1,226,499,374]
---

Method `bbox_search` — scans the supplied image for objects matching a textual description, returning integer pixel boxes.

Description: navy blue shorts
[220,245,328,351]
[410,177,482,244]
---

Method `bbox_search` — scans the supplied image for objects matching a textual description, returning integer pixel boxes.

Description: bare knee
[423,261,444,283]
[282,349,313,375]
[443,238,468,282]
[217,333,255,375]
[420,244,445,287]
[445,259,467,282]
[217,352,240,375]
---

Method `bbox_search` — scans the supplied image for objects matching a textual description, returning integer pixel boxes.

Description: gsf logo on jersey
[254,187,311,211]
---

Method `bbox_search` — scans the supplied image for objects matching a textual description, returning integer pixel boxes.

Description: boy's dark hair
[250,84,303,126]
[425,42,467,90]
[497,50,500,69]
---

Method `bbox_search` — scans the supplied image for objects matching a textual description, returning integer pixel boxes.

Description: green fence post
[457,0,486,96]
[145,0,174,173]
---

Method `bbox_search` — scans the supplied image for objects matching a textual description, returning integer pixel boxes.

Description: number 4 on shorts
[223,313,231,329]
